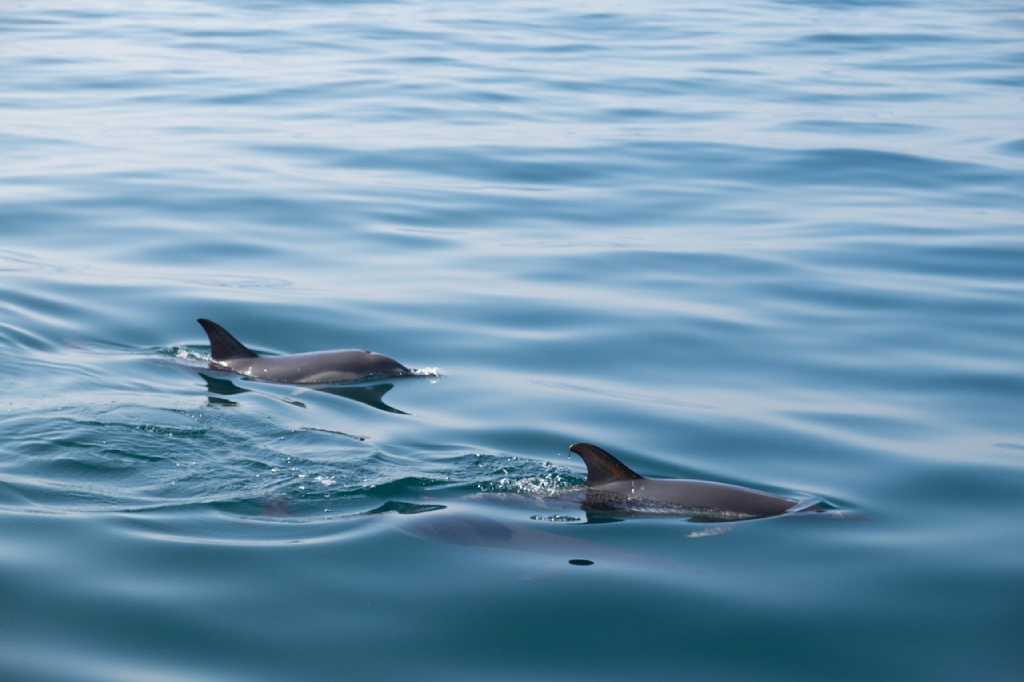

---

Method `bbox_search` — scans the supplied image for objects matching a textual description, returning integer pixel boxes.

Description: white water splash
[488,465,576,497]
[411,367,442,381]
[173,346,211,363]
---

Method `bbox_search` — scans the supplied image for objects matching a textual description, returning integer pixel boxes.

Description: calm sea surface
[2,1,1022,679]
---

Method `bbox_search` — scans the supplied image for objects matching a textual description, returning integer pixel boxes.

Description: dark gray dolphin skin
[570,442,798,519]
[196,318,410,384]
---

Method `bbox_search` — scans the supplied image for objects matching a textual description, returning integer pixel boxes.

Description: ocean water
[2,0,1023,679]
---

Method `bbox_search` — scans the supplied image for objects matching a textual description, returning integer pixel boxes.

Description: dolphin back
[570,443,644,486]
[197,319,259,361]
[570,442,799,519]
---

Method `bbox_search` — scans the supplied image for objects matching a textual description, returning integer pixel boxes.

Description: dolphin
[569,442,799,520]
[369,501,690,573]
[196,318,410,384]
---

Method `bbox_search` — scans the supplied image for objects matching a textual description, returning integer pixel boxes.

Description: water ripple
[1,0,1022,679]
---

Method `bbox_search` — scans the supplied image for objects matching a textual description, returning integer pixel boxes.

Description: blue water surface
[2,0,1023,680]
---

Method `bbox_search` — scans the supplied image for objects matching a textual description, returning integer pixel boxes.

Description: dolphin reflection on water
[199,371,409,415]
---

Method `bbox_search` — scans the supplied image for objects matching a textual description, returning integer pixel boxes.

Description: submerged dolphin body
[196,318,410,384]
[371,501,690,573]
[570,443,799,520]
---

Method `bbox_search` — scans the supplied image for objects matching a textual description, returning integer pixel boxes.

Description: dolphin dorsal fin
[569,443,644,486]
[197,319,259,361]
